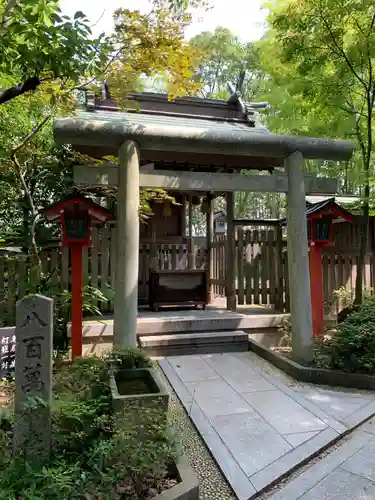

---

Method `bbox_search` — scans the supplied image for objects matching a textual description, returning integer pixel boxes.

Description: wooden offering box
[148,269,208,311]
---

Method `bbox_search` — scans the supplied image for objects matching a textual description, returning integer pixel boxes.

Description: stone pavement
[159,352,375,500]
[269,418,375,500]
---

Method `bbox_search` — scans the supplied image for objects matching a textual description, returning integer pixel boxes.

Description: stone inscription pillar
[13,294,53,462]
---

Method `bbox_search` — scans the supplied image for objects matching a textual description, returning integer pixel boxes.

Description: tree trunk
[354,180,370,305]
[21,196,30,254]
[354,90,373,306]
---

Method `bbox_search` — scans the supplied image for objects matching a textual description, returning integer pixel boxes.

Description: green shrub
[0,348,178,499]
[87,407,178,499]
[312,333,334,369]
[323,296,375,373]
[105,345,153,371]
[0,409,12,468]
[53,355,110,402]
[52,398,113,459]
[278,316,292,347]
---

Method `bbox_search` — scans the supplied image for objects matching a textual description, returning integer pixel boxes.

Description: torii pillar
[226,191,236,311]
[113,140,140,346]
[285,151,313,364]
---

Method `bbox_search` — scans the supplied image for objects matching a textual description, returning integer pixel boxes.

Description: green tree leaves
[107,7,201,102]
[258,0,375,303]
[0,0,106,94]
[0,0,206,254]
[190,27,260,99]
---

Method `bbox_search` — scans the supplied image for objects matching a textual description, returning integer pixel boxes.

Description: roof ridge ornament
[227,82,254,124]
[226,71,256,124]
[227,70,269,122]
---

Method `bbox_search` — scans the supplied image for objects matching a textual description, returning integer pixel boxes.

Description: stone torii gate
[54,92,354,364]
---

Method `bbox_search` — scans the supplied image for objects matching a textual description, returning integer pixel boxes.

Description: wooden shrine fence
[212,229,288,310]
[0,226,207,326]
[1,217,375,325]
[212,218,375,313]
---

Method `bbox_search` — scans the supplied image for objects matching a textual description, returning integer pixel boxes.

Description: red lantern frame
[306,200,353,336]
[41,194,112,358]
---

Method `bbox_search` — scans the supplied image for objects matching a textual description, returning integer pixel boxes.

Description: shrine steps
[75,309,287,357]
[138,330,249,357]
[136,310,286,336]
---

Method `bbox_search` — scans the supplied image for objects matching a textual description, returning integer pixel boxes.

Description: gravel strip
[156,364,237,500]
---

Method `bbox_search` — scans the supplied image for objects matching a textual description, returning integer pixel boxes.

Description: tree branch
[365,89,373,172]
[9,112,54,263]
[340,93,368,165]
[353,11,375,101]
[11,114,52,156]
[337,104,366,118]
[0,76,41,105]
[319,9,369,91]
[70,45,125,92]
[368,11,375,38]
[353,108,367,166]
[0,0,18,26]
[10,153,40,262]
[350,14,366,37]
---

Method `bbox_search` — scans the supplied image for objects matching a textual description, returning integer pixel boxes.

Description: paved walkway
[159,352,375,500]
[269,419,375,500]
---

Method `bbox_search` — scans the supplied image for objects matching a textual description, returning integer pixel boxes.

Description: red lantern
[41,194,112,358]
[306,199,352,336]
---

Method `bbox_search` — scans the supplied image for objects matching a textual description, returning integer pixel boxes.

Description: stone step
[140,330,248,346]
[137,312,286,336]
[71,312,286,340]
[139,330,249,356]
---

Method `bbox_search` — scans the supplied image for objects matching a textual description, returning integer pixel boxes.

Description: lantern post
[309,243,327,337]
[41,194,111,358]
[71,244,83,357]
